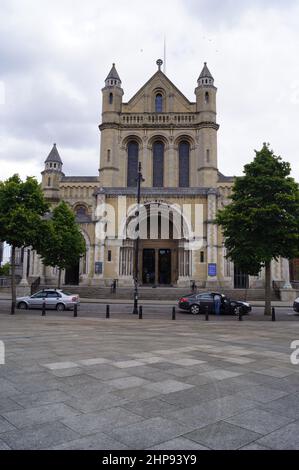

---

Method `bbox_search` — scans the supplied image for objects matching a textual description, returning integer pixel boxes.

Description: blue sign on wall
[208,263,217,277]
[95,262,103,274]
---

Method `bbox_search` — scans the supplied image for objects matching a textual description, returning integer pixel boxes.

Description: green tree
[0,175,49,313]
[216,143,299,315]
[0,262,10,276]
[40,201,86,288]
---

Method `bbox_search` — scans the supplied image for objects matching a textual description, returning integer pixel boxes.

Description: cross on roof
[156,59,163,71]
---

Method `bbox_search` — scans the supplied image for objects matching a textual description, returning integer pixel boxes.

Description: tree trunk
[58,268,62,289]
[264,260,272,315]
[11,246,16,315]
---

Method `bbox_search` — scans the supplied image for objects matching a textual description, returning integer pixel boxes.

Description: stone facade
[19,60,293,292]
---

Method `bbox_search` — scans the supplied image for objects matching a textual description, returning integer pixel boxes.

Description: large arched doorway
[65,261,80,285]
[120,202,191,286]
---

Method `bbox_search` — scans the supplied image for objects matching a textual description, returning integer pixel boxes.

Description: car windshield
[61,291,73,296]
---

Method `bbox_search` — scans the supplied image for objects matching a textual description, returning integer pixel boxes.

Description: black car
[293,297,299,313]
[178,292,251,315]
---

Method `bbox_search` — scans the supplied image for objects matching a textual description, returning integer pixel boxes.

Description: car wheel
[232,306,238,314]
[18,301,28,310]
[190,304,200,315]
[56,303,65,312]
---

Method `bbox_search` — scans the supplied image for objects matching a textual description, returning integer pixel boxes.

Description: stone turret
[41,143,64,202]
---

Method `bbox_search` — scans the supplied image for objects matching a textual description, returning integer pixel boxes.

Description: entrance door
[65,260,80,285]
[234,266,249,288]
[158,249,171,285]
[142,249,155,284]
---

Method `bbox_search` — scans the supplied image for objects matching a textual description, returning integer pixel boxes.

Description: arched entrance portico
[119,201,192,286]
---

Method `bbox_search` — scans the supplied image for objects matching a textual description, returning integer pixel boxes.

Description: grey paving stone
[7,373,64,394]
[144,379,194,394]
[0,378,20,396]
[87,368,130,381]
[58,374,101,388]
[0,397,22,413]
[113,386,162,401]
[240,443,271,450]
[50,367,84,377]
[160,386,221,407]
[106,416,196,450]
[0,439,11,450]
[167,358,206,366]
[52,432,129,450]
[255,367,294,378]
[234,385,288,403]
[185,421,262,450]
[259,393,299,418]
[148,437,208,450]
[0,416,16,433]
[61,407,144,435]
[199,369,243,381]
[122,397,179,418]
[106,376,151,390]
[2,403,80,428]
[176,374,214,386]
[0,421,79,450]
[42,361,78,370]
[167,395,258,428]
[113,360,145,368]
[254,421,299,449]
[225,408,295,434]
[65,393,129,413]
[64,381,114,399]
[77,358,111,366]
[12,390,70,408]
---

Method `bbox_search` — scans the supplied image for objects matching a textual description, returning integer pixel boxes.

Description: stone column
[280,258,296,301]
[206,189,218,287]
[282,258,292,289]
[19,248,29,286]
[167,142,176,187]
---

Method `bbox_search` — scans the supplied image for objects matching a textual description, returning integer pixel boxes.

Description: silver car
[17,289,80,311]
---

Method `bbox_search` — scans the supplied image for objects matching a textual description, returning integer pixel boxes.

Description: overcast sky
[0,0,299,181]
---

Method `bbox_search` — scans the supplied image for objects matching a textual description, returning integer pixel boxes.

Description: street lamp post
[132,162,144,314]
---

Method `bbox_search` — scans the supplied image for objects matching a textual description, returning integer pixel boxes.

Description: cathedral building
[18,59,294,297]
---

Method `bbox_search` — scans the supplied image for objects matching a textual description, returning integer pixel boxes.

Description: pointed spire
[197,62,214,86]
[45,143,62,164]
[105,63,121,87]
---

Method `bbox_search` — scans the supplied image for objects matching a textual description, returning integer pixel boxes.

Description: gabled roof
[125,70,194,107]
[218,171,234,182]
[198,62,213,80]
[45,143,62,164]
[105,63,121,82]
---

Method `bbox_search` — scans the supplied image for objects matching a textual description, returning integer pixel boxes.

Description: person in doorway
[214,293,222,316]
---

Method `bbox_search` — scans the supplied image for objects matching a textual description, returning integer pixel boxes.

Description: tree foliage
[39,201,86,286]
[217,144,299,271]
[0,174,49,248]
[216,144,299,313]
[0,174,49,312]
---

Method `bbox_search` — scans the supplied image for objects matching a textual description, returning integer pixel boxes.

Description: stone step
[39,285,279,301]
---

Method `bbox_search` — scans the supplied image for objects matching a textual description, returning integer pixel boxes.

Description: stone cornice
[99,121,219,131]
[95,187,218,197]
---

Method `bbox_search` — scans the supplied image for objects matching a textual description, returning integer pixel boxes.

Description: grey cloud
[183,0,297,27]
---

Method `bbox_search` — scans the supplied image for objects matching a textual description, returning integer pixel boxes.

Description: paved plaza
[1,310,299,450]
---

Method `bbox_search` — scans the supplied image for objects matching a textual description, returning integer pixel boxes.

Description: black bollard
[272,307,276,322]
[238,307,243,321]
[205,305,209,321]
[42,301,46,316]
[172,306,176,320]
[73,303,78,317]
[139,305,143,319]
[10,301,15,315]
[106,304,110,319]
